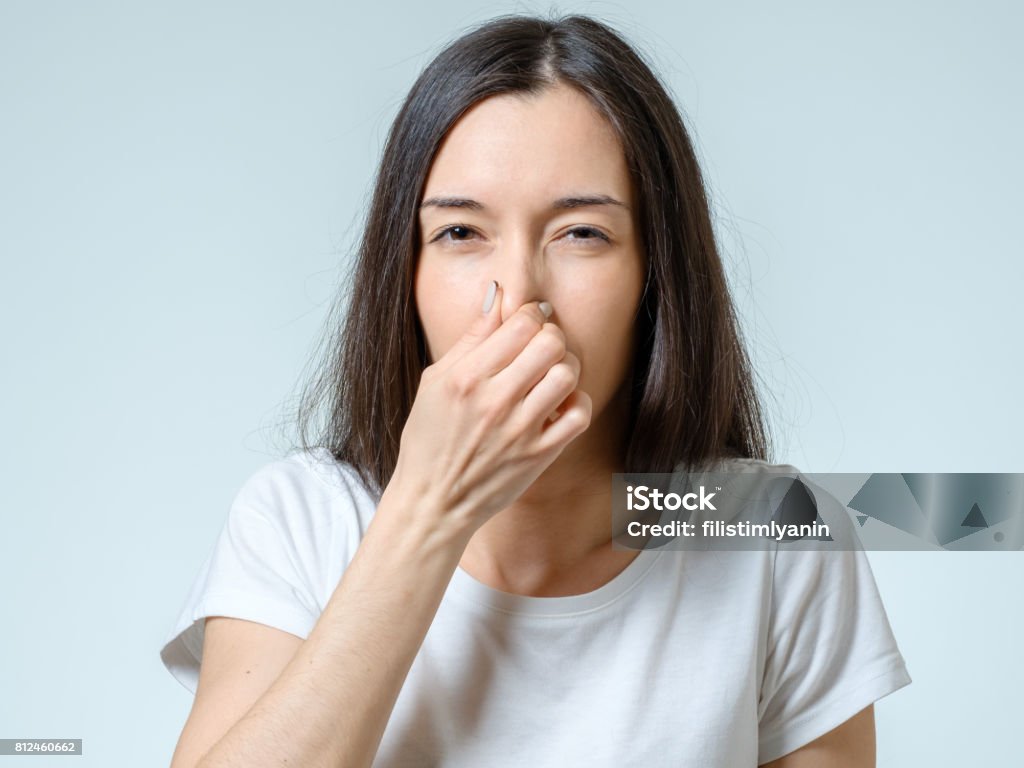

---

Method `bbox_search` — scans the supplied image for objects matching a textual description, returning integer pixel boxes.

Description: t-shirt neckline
[447,547,665,617]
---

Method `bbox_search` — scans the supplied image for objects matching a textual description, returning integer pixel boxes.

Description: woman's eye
[431,224,478,244]
[565,226,610,243]
[429,224,610,246]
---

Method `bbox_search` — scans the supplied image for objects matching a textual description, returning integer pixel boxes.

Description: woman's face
[415,82,646,432]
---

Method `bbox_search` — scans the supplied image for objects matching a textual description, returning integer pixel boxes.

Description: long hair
[291,13,773,496]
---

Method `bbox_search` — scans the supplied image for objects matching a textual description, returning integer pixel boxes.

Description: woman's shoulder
[229,446,382,537]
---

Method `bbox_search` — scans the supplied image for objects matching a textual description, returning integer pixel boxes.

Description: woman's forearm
[196,484,473,768]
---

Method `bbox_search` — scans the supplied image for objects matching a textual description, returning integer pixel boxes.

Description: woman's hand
[389,280,592,535]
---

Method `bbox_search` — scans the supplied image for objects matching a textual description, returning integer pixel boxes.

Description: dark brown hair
[290,13,773,496]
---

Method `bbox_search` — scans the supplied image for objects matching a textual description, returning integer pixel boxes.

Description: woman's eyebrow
[419,194,629,211]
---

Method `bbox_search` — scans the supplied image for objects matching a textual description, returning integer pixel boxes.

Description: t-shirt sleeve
[756,478,912,764]
[159,458,330,696]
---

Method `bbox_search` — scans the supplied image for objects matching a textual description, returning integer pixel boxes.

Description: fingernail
[538,301,553,319]
[482,280,498,314]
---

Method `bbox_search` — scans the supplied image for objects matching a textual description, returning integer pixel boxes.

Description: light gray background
[2,0,1020,765]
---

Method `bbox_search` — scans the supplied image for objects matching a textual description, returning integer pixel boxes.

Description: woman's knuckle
[561,408,587,431]
[446,369,478,399]
[538,328,566,358]
[550,364,577,390]
[543,322,567,344]
[513,312,542,337]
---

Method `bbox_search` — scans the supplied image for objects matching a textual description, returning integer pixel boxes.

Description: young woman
[161,14,910,767]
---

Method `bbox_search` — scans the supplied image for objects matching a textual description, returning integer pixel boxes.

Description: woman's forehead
[422,84,632,207]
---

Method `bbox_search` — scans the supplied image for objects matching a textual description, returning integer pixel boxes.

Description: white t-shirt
[160,448,911,766]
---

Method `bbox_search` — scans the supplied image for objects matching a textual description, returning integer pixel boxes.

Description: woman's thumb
[444,280,504,362]
[471,278,503,336]
[481,279,500,317]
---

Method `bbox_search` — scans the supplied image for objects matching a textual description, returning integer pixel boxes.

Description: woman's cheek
[417,269,486,362]
[583,317,634,396]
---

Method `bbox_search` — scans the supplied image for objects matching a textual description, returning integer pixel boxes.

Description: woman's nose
[494,240,548,321]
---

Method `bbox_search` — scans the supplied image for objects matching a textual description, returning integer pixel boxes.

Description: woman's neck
[458,386,634,593]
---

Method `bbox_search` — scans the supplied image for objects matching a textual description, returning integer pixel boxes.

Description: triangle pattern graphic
[848,473,935,543]
[961,503,988,528]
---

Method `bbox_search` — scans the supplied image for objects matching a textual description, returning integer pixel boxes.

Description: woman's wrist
[375,479,478,560]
